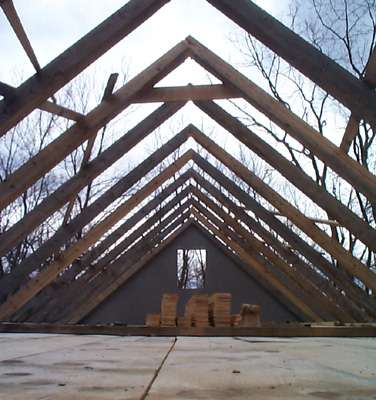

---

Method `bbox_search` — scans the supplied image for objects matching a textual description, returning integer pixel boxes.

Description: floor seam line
[139,336,178,400]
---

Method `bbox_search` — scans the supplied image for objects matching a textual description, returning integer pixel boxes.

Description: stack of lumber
[191,294,209,327]
[209,293,231,327]
[177,316,191,328]
[184,296,195,327]
[160,293,179,327]
[238,304,261,327]
[145,314,160,327]
[231,314,241,327]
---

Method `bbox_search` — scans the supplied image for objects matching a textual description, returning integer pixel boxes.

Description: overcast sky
[0,0,288,85]
[0,0,296,161]
[1,0,341,197]
[0,0,347,227]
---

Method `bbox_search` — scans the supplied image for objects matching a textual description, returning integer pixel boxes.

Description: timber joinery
[0,0,375,327]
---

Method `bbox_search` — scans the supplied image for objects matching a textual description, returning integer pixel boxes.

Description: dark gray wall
[84,225,299,324]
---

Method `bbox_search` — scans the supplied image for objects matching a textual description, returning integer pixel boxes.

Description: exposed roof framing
[340,47,376,153]
[0,0,172,135]
[0,0,375,324]
[0,0,40,72]
[0,82,84,121]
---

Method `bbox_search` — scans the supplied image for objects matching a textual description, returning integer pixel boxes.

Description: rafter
[188,130,376,292]
[0,0,172,135]
[0,82,83,121]
[64,211,193,324]
[187,37,376,205]
[191,155,375,318]
[0,124,190,299]
[340,47,376,152]
[191,208,320,322]
[15,181,194,323]
[0,1,375,326]
[190,184,355,322]
[39,180,344,323]
[207,0,376,127]
[1,128,374,320]
[194,102,376,250]
[62,72,119,225]
[191,198,338,321]
[0,0,40,71]
[0,38,190,211]
[0,150,193,320]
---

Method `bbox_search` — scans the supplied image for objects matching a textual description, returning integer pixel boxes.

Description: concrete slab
[0,334,174,400]
[148,337,376,399]
[0,335,375,399]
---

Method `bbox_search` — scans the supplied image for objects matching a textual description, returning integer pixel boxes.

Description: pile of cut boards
[145,293,261,328]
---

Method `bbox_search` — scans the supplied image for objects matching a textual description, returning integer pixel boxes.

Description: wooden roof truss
[0,0,375,324]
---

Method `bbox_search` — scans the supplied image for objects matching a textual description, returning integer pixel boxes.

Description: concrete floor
[0,334,375,399]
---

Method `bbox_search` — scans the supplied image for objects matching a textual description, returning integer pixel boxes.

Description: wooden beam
[1,322,376,337]
[0,0,40,71]
[14,181,193,323]
[190,171,362,321]
[191,208,321,321]
[271,213,340,227]
[187,37,376,205]
[0,101,185,267]
[0,0,172,135]
[0,150,193,320]
[0,124,190,300]
[340,115,360,153]
[191,219,302,321]
[0,81,84,121]
[65,215,193,324]
[23,187,193,323]
[133,84,241,102]
[62,73,119,225]
[188,134,376,292]
[364,46,376,87]
[79,173,193,269]
[191,198,338,321]
[88,199,192,278]
[190,186,355,322]
[193,102,376,251]
[48,184,346,324]
[206,0,376,126]
[0,39,189,210]
[47,203,193,323]
[65,211,308,324]
[340,47,376,152]
[192,154,376,319]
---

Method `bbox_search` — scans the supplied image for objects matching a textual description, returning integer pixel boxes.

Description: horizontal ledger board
[0,323,375,337]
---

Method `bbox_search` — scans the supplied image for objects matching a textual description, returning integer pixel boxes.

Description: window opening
[177,249,207,289]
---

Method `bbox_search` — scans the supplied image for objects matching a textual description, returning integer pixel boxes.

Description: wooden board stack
[239,304,261,327]
[145,314,161,327]
[184,296,195,327]
[191,294,209,327]
[160,293,179,327]
[144,293,261,329]
[177,316,191,328]
[231,314,241,327]
[209,293,231,327]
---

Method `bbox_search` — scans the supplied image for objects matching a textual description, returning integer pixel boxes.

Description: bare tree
[0,68,129,277]
[231,0,375,283]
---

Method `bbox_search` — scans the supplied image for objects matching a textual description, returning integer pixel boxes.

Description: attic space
[0,0,375,398]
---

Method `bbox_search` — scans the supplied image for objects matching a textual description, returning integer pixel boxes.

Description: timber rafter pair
[1,127,375,322]
[0,0,375,323]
